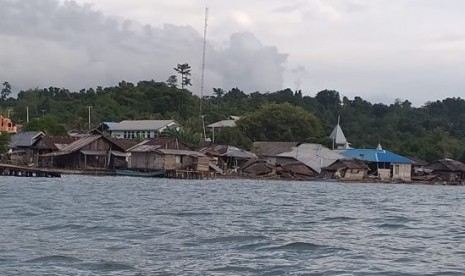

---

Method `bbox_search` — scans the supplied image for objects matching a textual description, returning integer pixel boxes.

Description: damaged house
[252,142,344,179]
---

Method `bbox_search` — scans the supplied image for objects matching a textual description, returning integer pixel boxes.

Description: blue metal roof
[340,149,413,164]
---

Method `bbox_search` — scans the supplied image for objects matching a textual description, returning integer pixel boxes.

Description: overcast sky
[1,0,465,106]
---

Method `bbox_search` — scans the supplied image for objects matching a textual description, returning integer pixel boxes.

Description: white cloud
[1,0,465,105]
[0,0,287,96]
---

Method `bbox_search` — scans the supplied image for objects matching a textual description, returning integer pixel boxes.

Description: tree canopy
[237,103,322,142]
[2,78,465,161]
[0,132,11,154]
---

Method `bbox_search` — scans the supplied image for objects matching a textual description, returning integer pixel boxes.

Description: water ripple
[1,175,465,275]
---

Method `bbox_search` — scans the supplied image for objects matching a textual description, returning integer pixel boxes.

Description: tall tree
[174,63,192,90]
[1,81,12,100]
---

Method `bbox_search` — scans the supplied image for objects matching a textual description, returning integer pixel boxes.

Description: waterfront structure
[339,147,412,181]
[424,159,465,182]
[8,131,45,165]
[253,142,345,175]
[128,146,210,174]
[38,135,129,169]
[129,136,189,152]
[109,120,179,139]
[322,159,369,180]
[199,144,256,173]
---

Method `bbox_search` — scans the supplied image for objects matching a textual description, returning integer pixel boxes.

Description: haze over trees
[1,78,465,162]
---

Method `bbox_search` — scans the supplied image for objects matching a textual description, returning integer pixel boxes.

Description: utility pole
[87,106,92,130]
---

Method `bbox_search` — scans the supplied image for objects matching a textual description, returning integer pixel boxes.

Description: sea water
[1,175,465,275]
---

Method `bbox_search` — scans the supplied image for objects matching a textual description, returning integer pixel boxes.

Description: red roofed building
[0,115,17,133]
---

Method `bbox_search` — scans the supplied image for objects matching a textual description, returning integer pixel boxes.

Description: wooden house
[424,159,465,182]
[277,162,316,179]
[159,149,210,172]
[33,135,78,166]
[8,131,45,165]
[199,144,256,173]
[240,159,274,177]
[129,144,210,172]
[38,135,129,170]
[253,142,344,175]
[339,147,412,181]
[322,159,369,180]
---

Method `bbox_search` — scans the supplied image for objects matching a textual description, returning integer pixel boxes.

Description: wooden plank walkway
[0,163,61,177]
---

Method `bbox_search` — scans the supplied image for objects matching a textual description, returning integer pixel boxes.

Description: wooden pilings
[164,170,216,180]
[0,164,61,178]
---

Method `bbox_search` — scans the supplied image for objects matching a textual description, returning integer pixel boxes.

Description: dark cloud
[0,0,288,95]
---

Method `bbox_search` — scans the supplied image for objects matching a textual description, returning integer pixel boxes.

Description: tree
[424,128,461,160]
[174,63,192,90]
[166,75,178,88]
[315,89,341,109]
[0,131,10,154]
[237,103,323,142]
[23,116,67,135]
[1,81,12,100]
[212,87,225,98]
[213,127,252,150]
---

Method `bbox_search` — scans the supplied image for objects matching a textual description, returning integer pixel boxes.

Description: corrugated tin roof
[199,144,256,159]
[278,143,345,173]
[253,142,300,156]
[111,151,129,157]
[110,120,176,131]
[106,137,137,151]
[325,159,369,170]
[425,158,465,172]
[10,131,44,148]
[207,119,236,128]
[340,149,412,164]
[39,135,78,150]
[225,146,256,159]
[59,135,101,153]
[199,144,228,156]
[157,149,206,157]
[129,144,161,152]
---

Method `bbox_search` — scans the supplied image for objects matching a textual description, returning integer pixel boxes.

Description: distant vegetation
[1,78,465,162]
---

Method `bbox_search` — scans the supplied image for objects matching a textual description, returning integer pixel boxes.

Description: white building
[109,120,179,139]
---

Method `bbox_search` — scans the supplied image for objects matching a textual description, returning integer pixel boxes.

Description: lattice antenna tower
[200,7,208,116]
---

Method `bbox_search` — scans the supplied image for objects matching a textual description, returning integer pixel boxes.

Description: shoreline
[2,163,463,186]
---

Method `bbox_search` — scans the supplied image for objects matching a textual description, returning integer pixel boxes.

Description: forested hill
[1,80,464,162]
